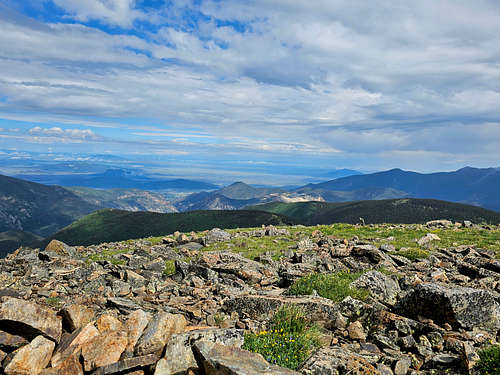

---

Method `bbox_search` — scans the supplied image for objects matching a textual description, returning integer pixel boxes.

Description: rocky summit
[0,222,498,375]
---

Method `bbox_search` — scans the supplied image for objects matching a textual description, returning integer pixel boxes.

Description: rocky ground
[0,221,498,374]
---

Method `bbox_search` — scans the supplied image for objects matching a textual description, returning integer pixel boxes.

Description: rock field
[0,222,498,374]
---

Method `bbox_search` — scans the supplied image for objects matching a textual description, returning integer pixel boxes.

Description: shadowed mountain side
[247,199,500,226]
[0,174,100,237]
[295,167,500,211]
[41,209,297,247]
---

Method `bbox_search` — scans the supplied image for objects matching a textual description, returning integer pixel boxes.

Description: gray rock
[398,283,500,334]
[350,271,401,306]
[193,341,299,375]
[154,328,243,375]
[299,347,381,374]
[90,354,158,375]
[224,295,340,322]
[135,312,187,356]
[205,228,231,244]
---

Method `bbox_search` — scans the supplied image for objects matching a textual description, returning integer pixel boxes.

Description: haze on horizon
[0,0,499,184]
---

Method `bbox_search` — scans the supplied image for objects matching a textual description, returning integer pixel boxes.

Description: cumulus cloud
[52,0,143,27]
[0,0,499,173]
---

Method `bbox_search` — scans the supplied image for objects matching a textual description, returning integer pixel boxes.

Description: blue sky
[0,0,499,184]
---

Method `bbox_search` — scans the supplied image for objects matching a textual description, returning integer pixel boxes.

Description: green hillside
[0,230,42,258]
[42,209,297,247]
[247,198,500,225]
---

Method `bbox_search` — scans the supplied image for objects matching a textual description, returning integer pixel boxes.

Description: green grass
[85,247,131,265]
[163,260,176,276]
[242,305,321,369]
[249,199,500,226]
[42,209,295,247]
[392,248,430,260]
[288,271,369,302]
[203,235,296,260]
[288,223,500,253]
[476,345,500,375]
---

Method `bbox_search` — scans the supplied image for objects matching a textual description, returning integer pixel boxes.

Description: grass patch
[45,297,62,308]
[288,271,369,302]
[476,345,500,375]
[392,248,430,261]
[163,260,176,276]
[203,235,296,260]
[242,305,320,369]
[85,247,131,265]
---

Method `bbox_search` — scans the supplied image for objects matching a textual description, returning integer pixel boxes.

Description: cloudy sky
[0,0,499,183]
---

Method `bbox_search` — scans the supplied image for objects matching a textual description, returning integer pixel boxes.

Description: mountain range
[294,167,500,211]
[1,166,500,255]
[16,168,218,191]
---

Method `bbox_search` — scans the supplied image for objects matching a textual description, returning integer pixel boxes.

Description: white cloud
[0,1,499,172]
[28,126,100,141]
[52,0,142,27]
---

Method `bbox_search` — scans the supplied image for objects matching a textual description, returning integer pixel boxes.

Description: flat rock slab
[82,330,128,372]
[4,335,55,375]
[398,283,500,334]
[299,347,381,375]
[198,252,278,285]
[135,312,187,356]
[224,294,340,322]
[0,297,62,343]
[51,322,99,368]
[90,354,159,375]
[155,328,243,375]
[193,341,299,375]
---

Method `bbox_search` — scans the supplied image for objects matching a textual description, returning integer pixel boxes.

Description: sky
[0,0,499,184]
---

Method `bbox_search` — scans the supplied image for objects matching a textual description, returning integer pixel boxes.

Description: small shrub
[393,248,429,261]
[476,345,500,375]
[242,305,320,369]
[288,271,369,302]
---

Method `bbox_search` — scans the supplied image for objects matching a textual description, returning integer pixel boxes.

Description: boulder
[299,347,381,375]
[96,314,123,333]
[4,335,55,375]
[224,295,340,322]
[193,341,299,375]
[417,233,441,247]
[51,322,99,367]
[123,309,150,358]
[81,330,128,372]
[59,304,95,332]
[0,297,62,343]
[53,354,83,375]
[134,312,187,356]
[350,271,401,306]
[398,283,500,334]
[154,328,243,375]
[90,354,158,375]
[197,252,278,285]
[205,229,231,244]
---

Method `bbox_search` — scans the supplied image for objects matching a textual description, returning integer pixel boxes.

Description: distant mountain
[249,198,500,226]
[174,182,320,211]
[0,174,100,237]
[324,169,363,179]
[16,168,218,191]
[66,187,178,213]
[295,167,500,211]
[217,182,285,199]
[42,209,297,247]
[175,192,260,212]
